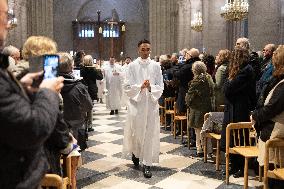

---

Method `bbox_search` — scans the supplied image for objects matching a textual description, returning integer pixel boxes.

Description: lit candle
[121,24,125,32]
[98,26,102,34]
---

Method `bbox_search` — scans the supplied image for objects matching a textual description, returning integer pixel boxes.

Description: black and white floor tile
[76,102,263,189]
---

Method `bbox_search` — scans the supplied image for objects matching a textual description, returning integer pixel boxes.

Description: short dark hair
[138,39,150,47]
[125,56,131,60]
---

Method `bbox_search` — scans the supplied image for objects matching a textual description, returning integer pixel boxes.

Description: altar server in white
[123,39,164,178]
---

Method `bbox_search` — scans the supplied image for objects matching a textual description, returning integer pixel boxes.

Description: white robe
[104,63,123,110]
[122,57,164,166]
[121,63,131,107]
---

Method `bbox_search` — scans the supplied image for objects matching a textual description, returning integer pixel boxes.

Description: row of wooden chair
[160,99,284,188]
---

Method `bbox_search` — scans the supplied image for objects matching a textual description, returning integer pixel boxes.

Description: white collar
[138,57,151,65]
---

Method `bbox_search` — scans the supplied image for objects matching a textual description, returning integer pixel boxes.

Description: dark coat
[44,112,70,176]
[60,73,93,127]
[220,63,256,149]
[174,57,200,113]
[186,73,214,128]
[0,69,60,189]
[80,66,103,100]
[252,76,284,141]
[162,62,176,98]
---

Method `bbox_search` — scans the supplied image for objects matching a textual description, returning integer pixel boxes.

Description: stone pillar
[202,0,226,55]
[249,0,281,51]
[6,0,28,48]
[149,0,178,56]
[27,0,53,38]
[177,0,191,51]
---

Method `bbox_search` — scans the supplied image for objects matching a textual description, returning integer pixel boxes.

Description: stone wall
[5,0,284,57]
[6,0,27,48]
[53,0,149,59]
[149,0,178,56]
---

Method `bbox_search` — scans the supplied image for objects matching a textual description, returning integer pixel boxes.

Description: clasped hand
[141,80,151,91]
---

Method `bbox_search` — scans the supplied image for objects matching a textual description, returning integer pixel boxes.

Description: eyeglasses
[0,10,15,24]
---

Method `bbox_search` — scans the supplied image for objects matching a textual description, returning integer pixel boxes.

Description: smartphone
[43,55,59,79]
[29,54,59,87]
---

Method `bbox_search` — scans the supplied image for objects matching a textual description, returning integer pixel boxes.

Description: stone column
[149,0,178,56]
[248,0,281,51]
[6,0,28,48]
[177,0,191,51]
[27,0,53,38]
[202,0,226,55]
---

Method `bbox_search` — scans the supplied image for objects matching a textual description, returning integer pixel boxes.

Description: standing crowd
[0,0,284,187]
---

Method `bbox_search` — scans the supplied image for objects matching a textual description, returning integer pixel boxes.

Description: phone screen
[43,55,59,79]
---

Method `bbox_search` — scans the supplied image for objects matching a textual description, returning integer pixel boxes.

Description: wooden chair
[173,102,187,143]
[164,97,175,131]
[264,138,284,189]
[41,155,80,189]
[41,156,72,189]
[159,104,165,126]
[203,113,222,171]
[186,108,191,149]
[225,122,259,189]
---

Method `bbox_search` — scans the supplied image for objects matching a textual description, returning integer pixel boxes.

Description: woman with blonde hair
[14,36,57,79]
[221,46,256,177]
[81,54,103,131]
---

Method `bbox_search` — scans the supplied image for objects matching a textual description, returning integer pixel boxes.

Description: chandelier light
[220,0,249,21]
[191,11,203,32]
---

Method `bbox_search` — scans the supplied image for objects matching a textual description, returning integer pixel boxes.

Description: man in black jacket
[58,52,93,151]
[0,1,65,187]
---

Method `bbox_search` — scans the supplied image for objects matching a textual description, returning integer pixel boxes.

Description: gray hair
[58,52,74,73]
[192,61,207,76]
[2,45,19,56]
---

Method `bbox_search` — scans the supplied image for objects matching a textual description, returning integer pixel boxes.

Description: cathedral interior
[4,0,284,189]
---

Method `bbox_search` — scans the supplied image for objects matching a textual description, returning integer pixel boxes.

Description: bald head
[189,48,200,58]
[263,44,276,59]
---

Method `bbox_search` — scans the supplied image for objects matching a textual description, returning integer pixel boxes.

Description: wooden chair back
[264,138,284,189]
[173,102,187,140]
[226,122,254,152]
[225,122,259,189]
[41,156,72,189]
[164,97,175,111]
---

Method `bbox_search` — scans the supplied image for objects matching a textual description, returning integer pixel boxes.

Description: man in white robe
[104,57,123,115]
[123,40,164,178]
[121,57,132,107]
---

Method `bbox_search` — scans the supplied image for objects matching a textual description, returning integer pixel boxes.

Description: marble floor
[76,102,263,189]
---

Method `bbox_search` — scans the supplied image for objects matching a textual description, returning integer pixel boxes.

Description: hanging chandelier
[191,11,203,32]
[220,0,249,21]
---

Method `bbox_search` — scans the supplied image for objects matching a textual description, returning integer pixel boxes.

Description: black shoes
[87,127,94,132]
[110,110,118,115]
[132,153,152,178]
[196,152,204,158]
[233,169,244,178]
[143,165,152,178]
[222,168,238,176]
[132,153,139,167]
